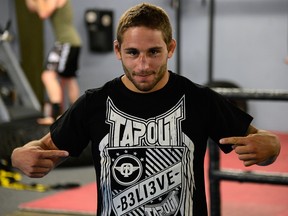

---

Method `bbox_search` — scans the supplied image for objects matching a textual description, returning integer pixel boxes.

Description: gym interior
[1,0,288,215]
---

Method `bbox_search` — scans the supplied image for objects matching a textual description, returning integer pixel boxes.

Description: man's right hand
[11,143,69,178]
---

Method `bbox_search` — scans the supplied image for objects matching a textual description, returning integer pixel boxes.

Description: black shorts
[44,43,81,78]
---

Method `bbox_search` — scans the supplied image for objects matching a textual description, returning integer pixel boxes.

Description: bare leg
[67,77,79,103]
[41,70,62,103]
[60,77,80,104]
[38,70,62,125]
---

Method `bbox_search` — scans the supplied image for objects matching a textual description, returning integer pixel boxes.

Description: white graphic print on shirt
[99,96,195,216]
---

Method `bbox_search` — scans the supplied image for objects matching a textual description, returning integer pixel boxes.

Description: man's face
[114,27,176,93]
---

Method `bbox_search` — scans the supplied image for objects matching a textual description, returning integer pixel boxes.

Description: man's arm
[220,125,281,166]
[11,133,69,178]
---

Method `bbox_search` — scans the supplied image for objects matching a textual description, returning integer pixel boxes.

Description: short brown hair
[116,3,173,47]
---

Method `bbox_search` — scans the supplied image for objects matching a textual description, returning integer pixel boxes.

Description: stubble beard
[122,63,167,93]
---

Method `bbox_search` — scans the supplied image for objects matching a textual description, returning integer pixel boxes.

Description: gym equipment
[85,9,114,52]
[0,22,46,161]
[0,22,41,123]
[209,87,288,216]
[0,22,46,160]
[205,80,248,112]
[0,24,93,167]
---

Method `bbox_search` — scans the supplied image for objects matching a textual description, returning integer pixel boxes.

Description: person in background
[12,3,280,216]
[25,0,81,125]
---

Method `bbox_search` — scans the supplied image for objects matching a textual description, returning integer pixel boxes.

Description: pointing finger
[40,150,69,159]
[219,136,246,145]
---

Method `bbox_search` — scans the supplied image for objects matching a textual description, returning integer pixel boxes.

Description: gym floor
[0,165,96,216]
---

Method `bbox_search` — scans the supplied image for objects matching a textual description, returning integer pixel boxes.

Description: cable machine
[0,22,41,123]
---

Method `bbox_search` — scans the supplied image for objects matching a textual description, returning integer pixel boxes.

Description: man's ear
[168,39,176,59]
[114,40,121,60]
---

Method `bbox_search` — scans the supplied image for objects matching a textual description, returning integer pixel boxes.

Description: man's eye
[127,50,138,56]
[150,49,160,55]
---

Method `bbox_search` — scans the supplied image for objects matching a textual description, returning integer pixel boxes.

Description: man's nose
[137,54,149,70]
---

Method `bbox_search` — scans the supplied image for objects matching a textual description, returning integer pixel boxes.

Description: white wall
[211,0,288,131]
[180,0,288,131]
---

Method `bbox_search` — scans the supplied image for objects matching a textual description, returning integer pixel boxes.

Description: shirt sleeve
[207,88,253,153]
[50,94,90,157]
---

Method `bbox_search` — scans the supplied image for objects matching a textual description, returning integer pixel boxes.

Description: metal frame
[209,87,288,216]
[0,33,41,123]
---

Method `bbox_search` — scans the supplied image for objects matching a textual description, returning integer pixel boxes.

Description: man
[12,3,280,216]
[25,0,81,124]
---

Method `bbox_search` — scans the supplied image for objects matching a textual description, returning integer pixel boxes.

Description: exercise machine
[0,21,41,123]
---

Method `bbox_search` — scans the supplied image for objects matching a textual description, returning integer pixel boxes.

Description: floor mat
[18,182,97,215]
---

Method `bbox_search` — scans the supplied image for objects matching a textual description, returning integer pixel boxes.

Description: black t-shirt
[50,71,252,216]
